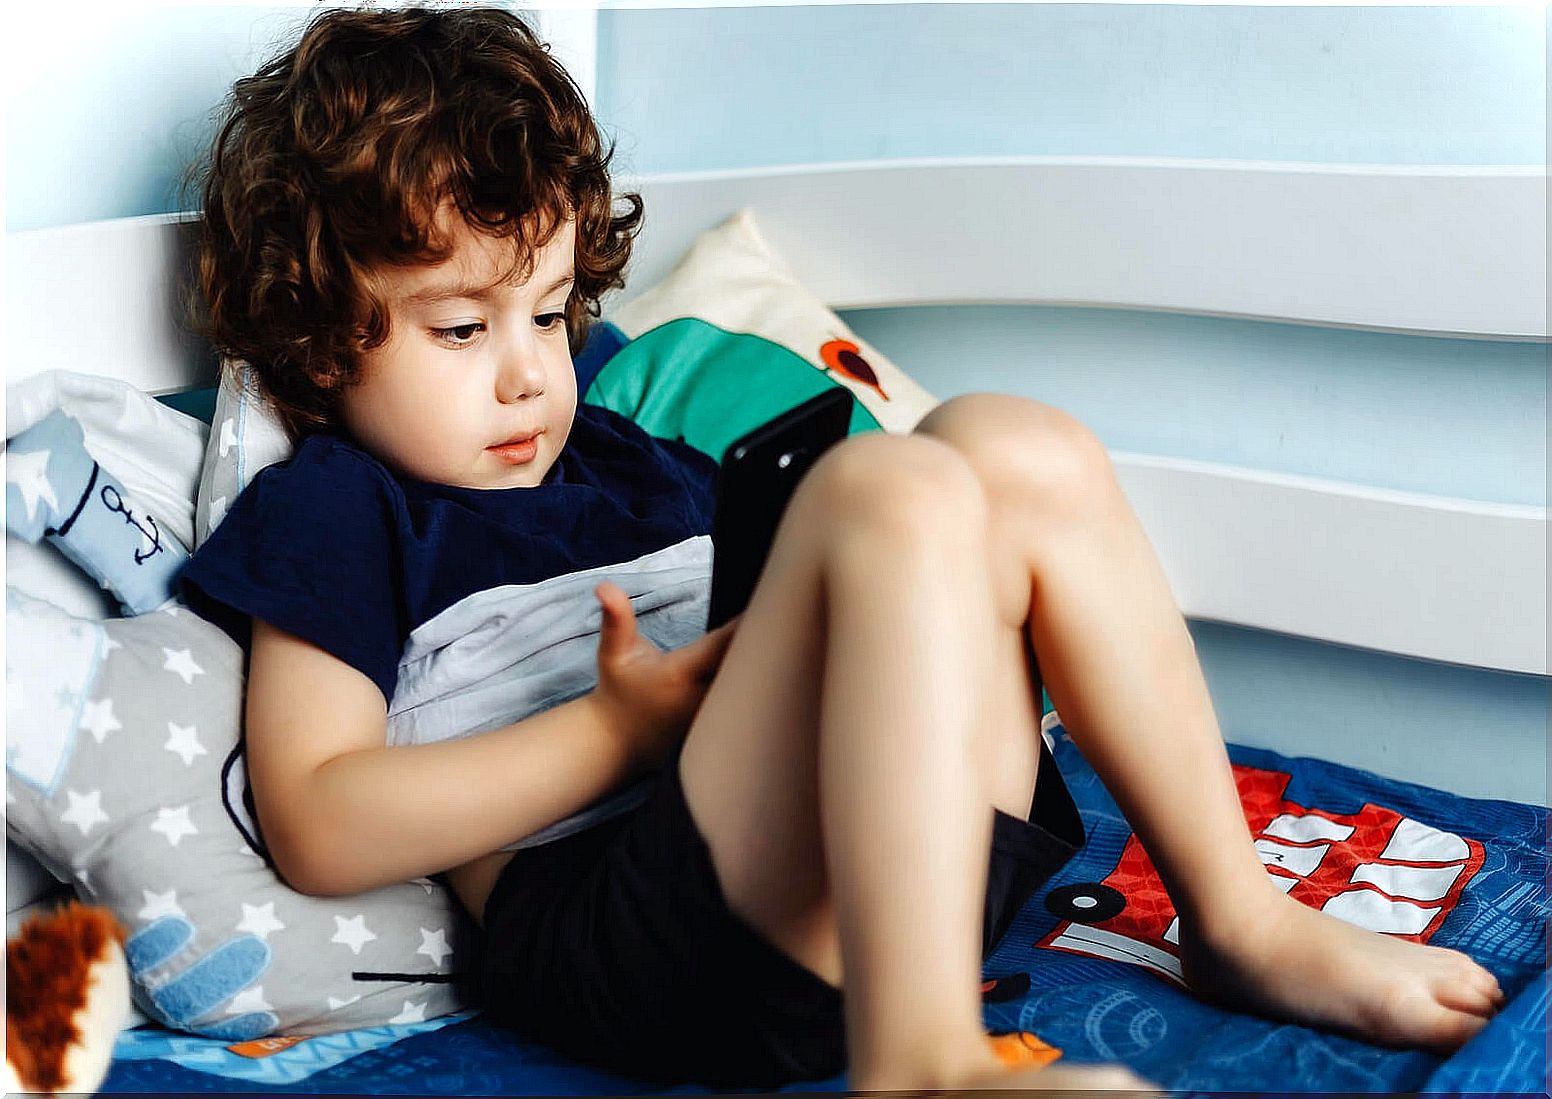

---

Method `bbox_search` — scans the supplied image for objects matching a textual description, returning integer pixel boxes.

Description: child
[181,7,1504,1092]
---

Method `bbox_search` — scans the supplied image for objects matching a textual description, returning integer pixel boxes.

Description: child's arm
[247,583,737,896]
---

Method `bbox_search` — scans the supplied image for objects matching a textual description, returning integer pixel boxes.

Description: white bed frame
[618,159,1548,682]
[5,158,1548,814]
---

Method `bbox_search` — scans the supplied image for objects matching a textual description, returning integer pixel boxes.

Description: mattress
[101,720,1547,1094]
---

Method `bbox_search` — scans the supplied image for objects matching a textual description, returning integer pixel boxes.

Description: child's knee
[805,432,989,547]
[921,394,1116,525]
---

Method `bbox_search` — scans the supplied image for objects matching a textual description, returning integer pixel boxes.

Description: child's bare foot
[1178,880,1506,1054]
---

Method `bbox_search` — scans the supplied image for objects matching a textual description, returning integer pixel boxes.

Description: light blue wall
[1186,622,1549,807]
[843,307,1547,507]
[9,4,1541,231]
[593,3,1548,505]
[596,3,1545,172]
[4,6,316,233]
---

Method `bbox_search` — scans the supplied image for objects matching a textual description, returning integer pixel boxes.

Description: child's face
[340,209,579,489]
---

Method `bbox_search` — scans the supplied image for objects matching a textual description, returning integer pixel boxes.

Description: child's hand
[592,581,740,767]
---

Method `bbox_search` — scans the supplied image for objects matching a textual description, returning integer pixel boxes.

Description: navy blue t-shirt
[182,403,718,705]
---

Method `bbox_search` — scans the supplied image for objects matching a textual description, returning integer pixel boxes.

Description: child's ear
[302,338,362,394]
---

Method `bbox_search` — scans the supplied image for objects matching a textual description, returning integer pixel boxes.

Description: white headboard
[619,158,1547,339]
[5,157,1547,677]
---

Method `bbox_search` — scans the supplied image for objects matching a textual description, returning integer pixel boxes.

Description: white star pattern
[61,789,109,836]
[225,986,273,1016]
[330,914,377,955]
[150,805,198,846]
[409,877,437,895]
[164,723,207,766]
[77,698,122,744]
[388,1000,427,1025]
[6,448,59,523]
[218,417,238,457]
[416,927,452,967]
[138,888,186,922]
[161,648,205,685]
[235,902,285,941]
[326,994,361,1011]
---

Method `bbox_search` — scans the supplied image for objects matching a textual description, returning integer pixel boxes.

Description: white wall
[5,5,315,232]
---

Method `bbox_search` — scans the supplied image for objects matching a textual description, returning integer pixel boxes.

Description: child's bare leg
[914,393,1506,1054]
[678,432,1143,1092]
[816,448,1004,1082]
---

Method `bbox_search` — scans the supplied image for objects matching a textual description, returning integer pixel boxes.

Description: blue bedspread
[103,727,1549,1094]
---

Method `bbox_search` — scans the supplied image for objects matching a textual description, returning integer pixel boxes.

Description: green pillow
[587,318,881,461]
[589,208,940,460]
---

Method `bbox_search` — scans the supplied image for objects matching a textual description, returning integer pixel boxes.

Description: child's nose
[495,345,546,402]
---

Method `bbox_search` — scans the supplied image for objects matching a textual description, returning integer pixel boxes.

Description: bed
[6,149,1547,1094]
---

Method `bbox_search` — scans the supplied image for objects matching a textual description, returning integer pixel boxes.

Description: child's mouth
[488,432,541,464]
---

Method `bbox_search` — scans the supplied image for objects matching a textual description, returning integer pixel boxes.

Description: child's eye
[535,312,565,331]
[431,323,484,346]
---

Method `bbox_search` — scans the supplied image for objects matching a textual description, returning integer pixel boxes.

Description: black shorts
[475,738,1084,1089]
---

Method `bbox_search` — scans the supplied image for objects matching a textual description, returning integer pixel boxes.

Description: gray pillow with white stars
[4,587,474,1039]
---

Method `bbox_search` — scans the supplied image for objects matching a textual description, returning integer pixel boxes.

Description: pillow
[193,363,291,549]
[7,370,207,614]
[192,208,942,543]
[7,369,215,930]
[4,588,472,1039]
[593,208,940,461]
[6,410,189,615]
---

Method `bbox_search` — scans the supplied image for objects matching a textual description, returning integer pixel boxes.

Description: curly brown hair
[188,6,642,439]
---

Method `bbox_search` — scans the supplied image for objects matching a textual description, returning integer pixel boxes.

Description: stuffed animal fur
[4,902,129,1095]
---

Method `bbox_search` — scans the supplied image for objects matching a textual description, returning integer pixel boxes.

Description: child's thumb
[595,582,637,653]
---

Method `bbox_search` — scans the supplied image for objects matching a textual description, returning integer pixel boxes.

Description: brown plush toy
[4,902,130,1095]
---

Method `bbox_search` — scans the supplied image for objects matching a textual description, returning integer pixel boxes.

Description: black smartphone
[706,387,855,631]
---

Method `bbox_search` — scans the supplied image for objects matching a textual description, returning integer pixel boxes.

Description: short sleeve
[179,436,407,703]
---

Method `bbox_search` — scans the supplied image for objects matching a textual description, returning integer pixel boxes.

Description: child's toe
[1469,965,1506,1008]
[1443,952,1504,1005]
[1433,1002,1491,1052]
[1435,980,1496,1019]
[1365,981,1488,1054]
[1437,970,1505,1018]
